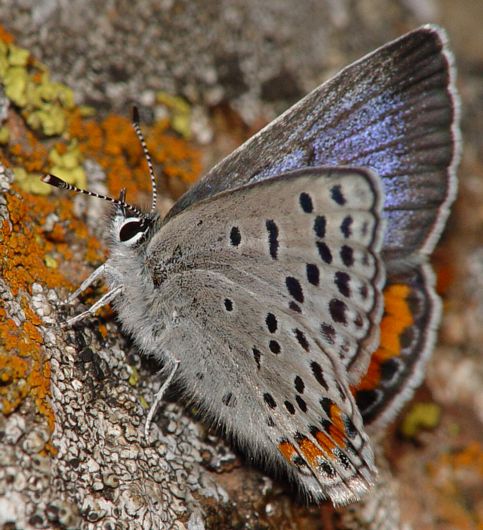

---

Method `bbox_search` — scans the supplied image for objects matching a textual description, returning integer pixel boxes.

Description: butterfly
[43,24,460,507]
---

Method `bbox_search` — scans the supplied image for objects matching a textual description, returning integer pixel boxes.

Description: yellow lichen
[128,366,140,387]
[7,43,30,67]
[0,126,9,144]
[48,141,87,190]
[400,402,441,438]
[0,33,75,137]
[156,91,192,139]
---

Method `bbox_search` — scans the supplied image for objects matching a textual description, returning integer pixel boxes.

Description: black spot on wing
[265,219,279,259]
[320,322,336,344]
[294,376,305,393]
[286,276,304,303]
[317,242,333,264]
[340,245,354,267]
[296,395,307,413]
[340,216,353,238]
[269,340,281,354]
[313,215,326,238]
[329,298,348,324]
[263,393,277,409]
[331,184,346,205]
[306,264,320,286]
[311,361,329,390]
[284,400,296,415]
[229,226,241,246]
[252,347,262,369]
[299,192,313,213]
[334,271,351,297]
[266,313,277,333]
[294,328,310,352]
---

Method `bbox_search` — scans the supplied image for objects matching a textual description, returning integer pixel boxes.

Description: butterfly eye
[119,218,147,245]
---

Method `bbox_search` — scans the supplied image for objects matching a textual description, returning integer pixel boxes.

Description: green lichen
[156,91,192,139]
[128,366,140,387]
[27,103,66,136]
[400,402,441,438]
[0,41,75,137]
[0,126,9,144]
[13,167,50,195]
[3,66,29,107]
[43,254,58,269]
[48,142,86,189]
[8,44,30,67]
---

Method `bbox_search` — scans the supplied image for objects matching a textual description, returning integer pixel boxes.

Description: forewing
[147,167,385,505]
[168,25,459,264]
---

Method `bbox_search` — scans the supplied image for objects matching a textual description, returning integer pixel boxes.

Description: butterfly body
[46,24,460,508]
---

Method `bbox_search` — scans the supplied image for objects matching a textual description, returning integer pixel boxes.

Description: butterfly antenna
[41,174,144,217]
[132,106,158,213]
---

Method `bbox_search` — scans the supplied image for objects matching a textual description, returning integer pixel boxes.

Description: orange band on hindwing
[354,283,413,392]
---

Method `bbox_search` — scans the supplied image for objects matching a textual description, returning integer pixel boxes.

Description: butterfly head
[111,190,160,249]
[41,106,161,250]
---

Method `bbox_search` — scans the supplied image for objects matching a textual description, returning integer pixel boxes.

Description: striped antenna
[41,174,144,217]
[132,106,158,213]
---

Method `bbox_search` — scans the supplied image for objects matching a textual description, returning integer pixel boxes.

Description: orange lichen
[425,441,483,529]
[0,297,54,432]
[149,120,202,182]
[9,129,49,173]
[0,24,15,44]
[0,185,104,439]
[68,110,202,204]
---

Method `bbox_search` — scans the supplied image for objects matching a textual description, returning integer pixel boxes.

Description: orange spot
[384,283,413,325]
[352,282,414,393]
[314,429,337,455]
[379,315,406,357]
[278,440,298,463]
[298,436,325,466]
[328,403,347,449]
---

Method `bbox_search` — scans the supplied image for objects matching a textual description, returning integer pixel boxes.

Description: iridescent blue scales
[47,24,460,509]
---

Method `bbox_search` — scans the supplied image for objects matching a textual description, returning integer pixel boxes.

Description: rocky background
[0,1,482,529]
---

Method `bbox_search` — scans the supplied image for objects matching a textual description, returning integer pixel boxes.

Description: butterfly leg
[144,359,180,440]
[63,285,123,327]
[64,263,110,305]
